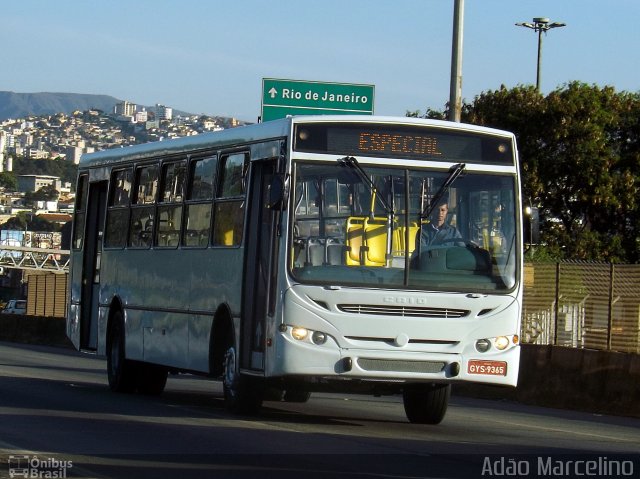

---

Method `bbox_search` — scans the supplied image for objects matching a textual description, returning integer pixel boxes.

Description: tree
[1,214,27,231]
[533,83,639,262]
[24,184,60,206]
[0,212,59,232]
[0,171,17,190]
[12,157,78,188]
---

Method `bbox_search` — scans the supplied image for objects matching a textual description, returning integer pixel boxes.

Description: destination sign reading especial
[261,78,374,121]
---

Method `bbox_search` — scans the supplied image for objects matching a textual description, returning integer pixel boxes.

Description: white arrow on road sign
[268,87,278,99]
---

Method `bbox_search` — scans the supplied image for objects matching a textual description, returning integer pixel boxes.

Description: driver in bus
[416,195,463,249]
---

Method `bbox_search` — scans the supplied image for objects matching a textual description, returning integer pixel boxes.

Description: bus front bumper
[270,326,520,387]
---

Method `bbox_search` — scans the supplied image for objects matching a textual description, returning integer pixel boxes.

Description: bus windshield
[290,160,517,292]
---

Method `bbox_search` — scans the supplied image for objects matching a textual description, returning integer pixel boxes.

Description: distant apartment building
[19,132,34,147]
[201,119,222,131]
[65,145,95,164]
[0,155,14,172]
[17,175,62,193]
[114,101,137,117]
[145,119,160,131]
[66,146,83,164]
[155,104,173,121]
[26,147,49,160]
[0,132,6,172]
[135,108,148,123]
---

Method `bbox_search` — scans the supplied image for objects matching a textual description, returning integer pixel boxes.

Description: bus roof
[78,115,515,169]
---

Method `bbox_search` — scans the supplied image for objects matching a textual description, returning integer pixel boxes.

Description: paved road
[0,341,638,478]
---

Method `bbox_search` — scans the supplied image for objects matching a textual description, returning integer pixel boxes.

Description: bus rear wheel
[223,343,263,414]
[107,311,137,393]
[402,383,450,424]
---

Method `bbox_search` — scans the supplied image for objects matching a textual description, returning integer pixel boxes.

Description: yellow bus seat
[346,217,365,265]
[364,218,387,266]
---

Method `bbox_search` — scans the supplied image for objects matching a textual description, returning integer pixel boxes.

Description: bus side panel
[123,308,144,361]
[98,246,244,373]
[187,248,245,372]
[142,310,189,369]
[188,313,213,372]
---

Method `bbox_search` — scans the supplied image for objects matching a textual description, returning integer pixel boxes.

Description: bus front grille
[337,304,469,319]
[357,358,446,374]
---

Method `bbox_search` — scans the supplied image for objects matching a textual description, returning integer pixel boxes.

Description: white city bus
[68,116,523,424]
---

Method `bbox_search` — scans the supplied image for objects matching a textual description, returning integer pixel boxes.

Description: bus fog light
[291,327,308,341]
[311,331,327,345]
[495,336,510,350]
[475,339,491,352]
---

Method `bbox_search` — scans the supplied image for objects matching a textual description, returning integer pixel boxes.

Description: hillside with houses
[0,98,246,236]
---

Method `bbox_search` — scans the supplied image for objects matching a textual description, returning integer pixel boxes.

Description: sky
[2,0,639,122]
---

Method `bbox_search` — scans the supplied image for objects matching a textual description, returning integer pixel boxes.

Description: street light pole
[516,17,566,92]
[448,0,464,122]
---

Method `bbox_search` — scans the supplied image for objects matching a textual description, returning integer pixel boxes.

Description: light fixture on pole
[515,17,566,92]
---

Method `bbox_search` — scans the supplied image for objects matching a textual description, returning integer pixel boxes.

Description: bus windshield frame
[289,158,519,294]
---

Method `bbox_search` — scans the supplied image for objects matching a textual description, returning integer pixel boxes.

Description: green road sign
[261,78,375,122]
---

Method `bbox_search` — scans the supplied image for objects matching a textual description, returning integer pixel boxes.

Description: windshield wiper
[421,162,466,219]
[338,156,394,216]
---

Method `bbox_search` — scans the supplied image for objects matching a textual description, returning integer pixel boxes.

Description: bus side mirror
[267,175,287,210]
[523,206,540,245]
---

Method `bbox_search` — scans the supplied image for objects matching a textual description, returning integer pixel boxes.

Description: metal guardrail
[0,245,70,273]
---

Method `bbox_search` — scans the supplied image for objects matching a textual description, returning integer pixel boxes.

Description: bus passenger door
[80,181,107,351]
[241,159,278,373]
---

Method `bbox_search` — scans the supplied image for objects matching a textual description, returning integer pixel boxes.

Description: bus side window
[183,155,217,247]
[105,168,132,248]
[129,164,158,249]
[72,174,89,250]
[213,152,248,247]
[155,160,186,248]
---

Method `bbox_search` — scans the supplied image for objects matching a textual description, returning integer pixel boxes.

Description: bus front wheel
[283,390,311,403]
[402,383,450,424]
[107,311,137,393]
[223,343,264,414]
[136,363,168,395]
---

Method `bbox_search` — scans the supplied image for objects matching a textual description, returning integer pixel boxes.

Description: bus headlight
[495,336,510,350]
[475,339,491,352]
[475,335,517,353]
[286,325,331,346]
[311,331,327,345]
[291,327,309,340]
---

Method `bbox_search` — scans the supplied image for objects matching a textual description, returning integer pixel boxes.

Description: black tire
[283,390,311,403]
[106,311,137,393]
[136,362,168,395]
[402,383,451,424]
[223,340,264,414]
